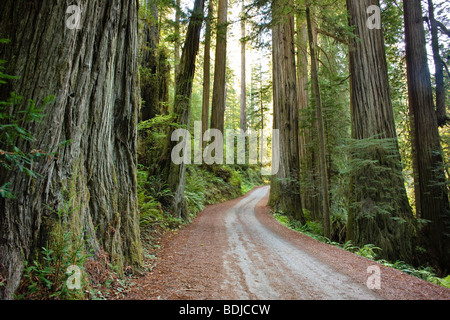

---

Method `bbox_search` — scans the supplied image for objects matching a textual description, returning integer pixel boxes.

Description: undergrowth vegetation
[16,190,138,300]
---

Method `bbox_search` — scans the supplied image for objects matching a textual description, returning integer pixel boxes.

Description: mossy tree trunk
[157,0,205,219]
[404,0,450,274]
[346,0,416,262]
[269,0,305,224]
[306,4,331,238]
[0,0,143,299]
[296,14,321,221]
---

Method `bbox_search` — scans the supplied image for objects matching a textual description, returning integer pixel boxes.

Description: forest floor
[123,186,450,300]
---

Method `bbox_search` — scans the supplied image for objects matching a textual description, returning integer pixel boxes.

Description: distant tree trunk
[404,0,450,273]
[306,4,330,237]
[259,63,264,163]
[345,0,416,262]
[158,0,205,219]
[296,18,308,162]
[158,47,171,115]
[140,0,160,121]
[0,0,143,299]
[210,0,228,133]
[269,0,305,224]
[427,0,448,127]
[174,0,182,77]
[296,11,320,221]
[240,0,247,132]
[202,0,213,146]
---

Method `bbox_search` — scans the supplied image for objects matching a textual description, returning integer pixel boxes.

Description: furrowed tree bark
[296,13,321,221]
[345,0,416,263]
[404,0,450,274]
[0,0,143,299]
[306,4,331,237]
[159,0,205,219]
[210,0,228,133]
[296,16,309,164]
[269,0,305,224]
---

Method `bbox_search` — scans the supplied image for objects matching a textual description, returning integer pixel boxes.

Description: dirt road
[127,186,450,300]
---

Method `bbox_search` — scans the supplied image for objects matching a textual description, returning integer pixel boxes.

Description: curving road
[221,186,379,300]
[128,186,450,300]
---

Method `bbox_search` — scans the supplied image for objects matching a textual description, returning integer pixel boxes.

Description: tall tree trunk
[210,0,228,133]
[202,0,213,146]
[296,11,321,221]
[240,0,247,133]
[174,0,182,77]
[259,62,265,165]
[296,17,308,162]
[427,0,448,127]
[158,47,171,115]
[404,0,450,273]
[345,0,416,262]
[159,0,205,219]
[306,4,331,237]
[269,0,305,224]
[0,0,143,299]
[140,0,160,121]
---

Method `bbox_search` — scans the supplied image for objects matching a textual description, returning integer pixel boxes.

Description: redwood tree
[210,0,228,133]
[140,0,160,121]
[0,0,143,299]
[269,0,305,224]
[306,3,331,238]
[427,0,448,127]
[202,0,214,144]
[403,0,450,273]
[296,11,321,221]
[345,0,416,263]
[157,0,206,219]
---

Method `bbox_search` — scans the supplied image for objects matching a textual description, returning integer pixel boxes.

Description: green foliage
[0,40,18,85]
[0,45,56,198]
[184,165,244,216]
[330,209,347,242]
[378,260,450,289]
[238,164,266,194]
[272,210,324,242]
[18,197,94,300]
[137,167,181,230]
[138,113,177,134]
[137,113,178,168]
[339,136,407,220]
[354,244,382,260]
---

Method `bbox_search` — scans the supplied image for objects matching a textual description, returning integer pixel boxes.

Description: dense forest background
[0,0,449,299]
